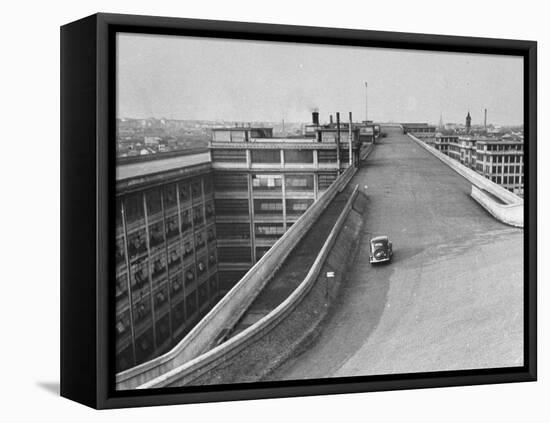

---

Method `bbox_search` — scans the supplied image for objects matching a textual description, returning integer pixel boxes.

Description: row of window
[116,274,221,372]
[481,144,523,152]
[479,154,523,164]
[480,165,524,175]
[490,175,524,185]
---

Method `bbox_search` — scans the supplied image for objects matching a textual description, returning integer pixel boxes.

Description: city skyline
[117,33,524,126]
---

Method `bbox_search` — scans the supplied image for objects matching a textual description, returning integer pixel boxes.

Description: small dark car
[369,236,393,264]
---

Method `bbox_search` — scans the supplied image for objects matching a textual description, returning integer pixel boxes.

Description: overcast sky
[117,33,523,126]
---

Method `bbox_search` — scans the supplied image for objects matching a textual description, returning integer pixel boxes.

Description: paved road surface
[270,126,523,380]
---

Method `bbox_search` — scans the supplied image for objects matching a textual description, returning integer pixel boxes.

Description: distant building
[434,132,524,196]
[475,138,524,195]
[434,133,459,156]
[465,111,472,134]
[144,136,161,146]
[402,123,436,138]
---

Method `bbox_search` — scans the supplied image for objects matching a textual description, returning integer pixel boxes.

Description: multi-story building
[115,153,219,373]
[474,139,524,195]
[210,114,361,290]
[434,133,459,156]
[434,132,524,195]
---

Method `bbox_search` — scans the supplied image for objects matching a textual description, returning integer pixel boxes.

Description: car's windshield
[372,241,387,249]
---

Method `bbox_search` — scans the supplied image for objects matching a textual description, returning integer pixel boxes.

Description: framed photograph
[60,13,537,409]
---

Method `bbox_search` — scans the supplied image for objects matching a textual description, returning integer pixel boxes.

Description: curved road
[270,126,523,380]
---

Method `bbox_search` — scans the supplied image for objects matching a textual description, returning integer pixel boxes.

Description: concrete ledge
[116,165,357,390]
[471,186,523,228]
[407,134,523,227]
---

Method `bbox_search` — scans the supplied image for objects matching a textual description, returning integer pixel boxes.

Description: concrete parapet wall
[407,134,523,227]
[116,165,358,390]
[470,186,523,228]
[138,185,362,388]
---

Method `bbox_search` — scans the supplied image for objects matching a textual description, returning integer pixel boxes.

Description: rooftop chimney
[312,110,319,126]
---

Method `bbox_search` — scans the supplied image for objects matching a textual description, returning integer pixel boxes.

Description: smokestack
[330,115,333,124]
[348,112,353,166]
[312,110,319,126]
[365,82,368,123]
[336,112,341,172]
[484,108,487,129]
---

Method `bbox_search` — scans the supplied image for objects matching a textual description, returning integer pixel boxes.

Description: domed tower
[466,111,472,134]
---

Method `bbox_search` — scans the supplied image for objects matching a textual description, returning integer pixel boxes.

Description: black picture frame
[60,12,537,409]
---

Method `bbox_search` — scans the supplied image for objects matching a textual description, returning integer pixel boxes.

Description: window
[254,199,283,215]
[255,223,285,239]
[186,293,198,320]
[165,215,179,241]
[130,261,149,292]
[285,174,314,191]
[171,298,185,329]
[149,221,165,249]
[155,313,170,346]
[170,273,183,297]
[214,172,248,191]
[207,227,216,242]
[216,222,250,240]
[198,281,209,309]
[286,199,314,216]
[116,274,128,301]
[184,266,196,287]
[124,194,144,226]
[193,205,204,225]
[154,286,169,309]
[211,149,247,162]
[191,179,202,201]
[145,189,163,220]
[197,258,207,275]
[183,241,194,259]
[151,254,167,282]
[284,150,313,163]
[116,237,126,265]
[178,183,190,204]
[195,231,206,250]
[163,184,178,214]
[134,297,151,324]
[318,150,337,163]
[168,244,181,269]
[205,202,215,219]
[181,209,192,233]
[318,172,337,190]
[215,199,249,216]
[135,328,154,362]
[251,149,281,164]
[127,229,147,260]
[252,174,282,191]
[218,246,252,263]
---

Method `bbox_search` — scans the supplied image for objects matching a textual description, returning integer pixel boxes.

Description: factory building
[210,112,362,292]
[115,153,218,372]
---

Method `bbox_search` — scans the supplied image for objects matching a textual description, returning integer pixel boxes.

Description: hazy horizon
[117,33,524,126]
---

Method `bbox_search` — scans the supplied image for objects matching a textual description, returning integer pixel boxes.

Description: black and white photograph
[3,0,548,418]
[113,32,527,390]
